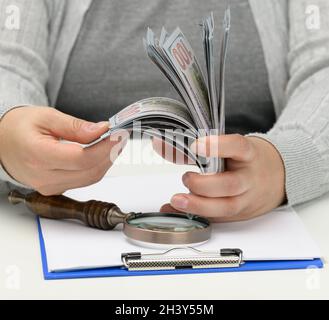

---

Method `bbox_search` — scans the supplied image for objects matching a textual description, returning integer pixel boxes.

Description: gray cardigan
[0,0,328,207]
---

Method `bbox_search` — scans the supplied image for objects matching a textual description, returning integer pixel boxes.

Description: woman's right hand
[0,106,127,195]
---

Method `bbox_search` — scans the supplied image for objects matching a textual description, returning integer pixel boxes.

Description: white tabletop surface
[0,139,328,300]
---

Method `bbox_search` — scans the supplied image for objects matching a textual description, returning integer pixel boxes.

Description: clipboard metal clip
[121,247,243,271]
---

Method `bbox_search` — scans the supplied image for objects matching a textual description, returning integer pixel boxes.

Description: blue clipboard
[37,218,323,280]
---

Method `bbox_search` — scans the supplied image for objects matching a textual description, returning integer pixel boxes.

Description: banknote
[109,97,196,133]
[162,28,211,130]
[86,10,231,174]
[201,8,231,172]
[219,8,231,138]
[202,12,217,128]
[144,28,204,129]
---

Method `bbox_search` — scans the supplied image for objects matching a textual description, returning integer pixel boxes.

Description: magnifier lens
[127,215,207,232]
[124,213,211,246]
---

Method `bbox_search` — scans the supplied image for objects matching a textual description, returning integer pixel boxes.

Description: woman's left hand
[160,134,286,222]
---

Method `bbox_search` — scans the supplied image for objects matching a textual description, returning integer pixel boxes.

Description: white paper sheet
[39,173,321,272]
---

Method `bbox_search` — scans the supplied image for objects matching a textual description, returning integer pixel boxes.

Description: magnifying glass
[8,190,211,247]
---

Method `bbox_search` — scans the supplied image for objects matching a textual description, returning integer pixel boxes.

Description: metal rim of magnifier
[123,212,211,245]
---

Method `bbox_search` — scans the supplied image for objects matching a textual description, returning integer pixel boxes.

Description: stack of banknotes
[91,9,231,173]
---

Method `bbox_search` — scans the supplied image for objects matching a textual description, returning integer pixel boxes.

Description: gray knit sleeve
[250,0,329,206]
[0,0,50,192]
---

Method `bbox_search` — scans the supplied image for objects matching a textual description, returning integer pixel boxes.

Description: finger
[152,137,195,165]
[35,134,126,171]
[161,202,257,223]
[190,134,255,162]
[35,157,113,195]
[170,193,245,218]
[182,171,250,197]
[41,108,109,144]
[160,203,180,213]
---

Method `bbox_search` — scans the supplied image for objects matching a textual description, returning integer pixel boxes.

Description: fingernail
[191,139,207,156]
[171,195,189,209]
[84,122,108,132]
[182,173,190,188]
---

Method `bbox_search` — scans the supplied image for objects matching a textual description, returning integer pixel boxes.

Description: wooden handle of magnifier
[8,190,127,230]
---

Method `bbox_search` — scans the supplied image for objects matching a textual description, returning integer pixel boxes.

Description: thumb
[46,110,109,144]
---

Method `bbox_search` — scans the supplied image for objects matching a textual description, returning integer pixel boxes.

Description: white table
[0,140,328,299]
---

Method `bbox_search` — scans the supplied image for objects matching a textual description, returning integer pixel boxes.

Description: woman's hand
[0,106,127,195]
[158,134,286,222]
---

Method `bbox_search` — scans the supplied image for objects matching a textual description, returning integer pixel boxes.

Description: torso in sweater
[56,0,276,135]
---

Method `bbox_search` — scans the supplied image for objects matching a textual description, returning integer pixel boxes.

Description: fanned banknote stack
[93,9,231,173]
